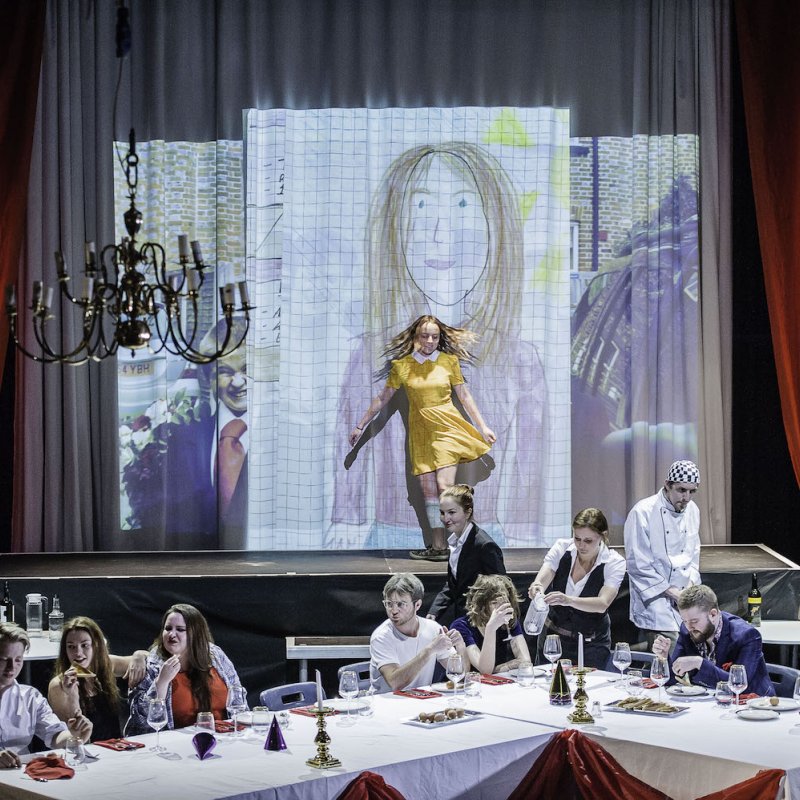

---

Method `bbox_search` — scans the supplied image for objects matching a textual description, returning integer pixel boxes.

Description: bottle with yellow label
[747,572,762,627]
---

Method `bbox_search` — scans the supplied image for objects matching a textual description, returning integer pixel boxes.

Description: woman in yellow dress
[349,315,496,560]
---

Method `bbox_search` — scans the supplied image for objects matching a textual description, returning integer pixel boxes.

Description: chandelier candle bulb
[190,240,203,265]
[578,633,584,670]
[238,280,250,307]
[177,234,191,261]
[186,269,200,292]
[222,283,236,306]
[81,276,94,302]
[84,241,96,269]
[54,252,68,279]
[5,286,15,311]
[316,669,323,711]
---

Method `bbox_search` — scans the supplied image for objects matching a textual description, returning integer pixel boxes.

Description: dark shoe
[409,547,449,562]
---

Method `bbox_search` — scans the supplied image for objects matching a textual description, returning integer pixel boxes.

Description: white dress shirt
[0,682,66,753]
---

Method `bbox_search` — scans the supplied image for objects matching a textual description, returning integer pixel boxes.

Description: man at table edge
[652,585,774,696]
[0,622,93,768]
[371,572,468,691]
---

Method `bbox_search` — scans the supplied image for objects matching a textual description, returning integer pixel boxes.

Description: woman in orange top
[128,603,245,733]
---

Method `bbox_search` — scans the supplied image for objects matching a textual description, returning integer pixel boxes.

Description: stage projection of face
[245,107,572,550]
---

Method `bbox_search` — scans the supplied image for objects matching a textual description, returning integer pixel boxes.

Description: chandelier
[4,7,252,366]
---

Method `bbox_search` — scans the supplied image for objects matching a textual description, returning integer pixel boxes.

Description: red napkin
[25,754,74,780]
[94,737,146,751]
[290,705,339,717]
[737,693,760,704]
[480,674,515,685]
[642,678,658,689]
[392,688,443,699]
[214,719,247,732]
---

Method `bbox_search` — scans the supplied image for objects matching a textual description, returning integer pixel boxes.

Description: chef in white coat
[623,460,701,650]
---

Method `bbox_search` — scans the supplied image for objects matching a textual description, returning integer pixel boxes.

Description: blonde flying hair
[465,574,523,630]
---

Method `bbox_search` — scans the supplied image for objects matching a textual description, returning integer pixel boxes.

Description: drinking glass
[64,736,85,767]
[650,657,669,702]
[543,635,562,677]
[338,669,359,726]
[446,653,466,706]
[464,671,482,699]
[516,661,535,688]
[226,683,247,736]
[251,706,270,735]
[715,681,734,717]
[195,711,215,732]
[626,669,644,697]
[612,642,632,685]
[728,664,747,709]
[147,698,168,752]
[791,678,800,731]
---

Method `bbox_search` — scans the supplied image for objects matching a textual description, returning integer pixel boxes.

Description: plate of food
[604,698,689,717]
[403,708,482,728]
[747,697,800,712]
[666,685,708,698]
[736,707,780,721]
[431,680,465,692]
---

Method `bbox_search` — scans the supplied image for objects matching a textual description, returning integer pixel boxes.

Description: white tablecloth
[1,673,798,800]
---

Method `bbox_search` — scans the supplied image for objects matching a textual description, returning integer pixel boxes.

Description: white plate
[747,697,800,712]
[431,681,465,692]
[736,708,780,721]
[507,666,548,678]
[325,698,368,712]
[666,685,708,698]
[403,709,482,728]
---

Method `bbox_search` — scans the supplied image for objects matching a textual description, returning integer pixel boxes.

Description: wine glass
[612,642,632,686]
[728,664,747,710]
[543,635,562,677]
[338,669,359,726]
[791,677,800,731]
[226,683,247,737]
[650,657,669,702]
[446,652,465,707]
[715,681,734,718]
[146,698,168,752]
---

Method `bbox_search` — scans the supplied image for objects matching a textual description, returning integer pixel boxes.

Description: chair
[766,662,800,698]
[338,661,372,690]
[259,681,326,711]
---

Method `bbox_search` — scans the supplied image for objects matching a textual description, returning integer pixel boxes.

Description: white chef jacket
[623,488,701,631]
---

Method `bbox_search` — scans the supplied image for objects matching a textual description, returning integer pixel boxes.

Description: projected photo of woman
[332,141,547,551]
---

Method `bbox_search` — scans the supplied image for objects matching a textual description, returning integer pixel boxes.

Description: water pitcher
[25,593,48,636]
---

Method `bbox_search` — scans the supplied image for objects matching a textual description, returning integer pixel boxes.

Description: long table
[2,673,799,800]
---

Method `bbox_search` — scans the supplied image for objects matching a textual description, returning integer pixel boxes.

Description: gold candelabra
[566,668,595,724]
[306,708,341,769]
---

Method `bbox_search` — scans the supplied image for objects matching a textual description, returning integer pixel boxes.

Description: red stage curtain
[0,1,46,386]
[736,0,800,488]
[507,729,671,800]
[336,770,406,800]
[695,769,785,800]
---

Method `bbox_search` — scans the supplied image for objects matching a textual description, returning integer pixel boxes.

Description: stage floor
[2,543,795,578]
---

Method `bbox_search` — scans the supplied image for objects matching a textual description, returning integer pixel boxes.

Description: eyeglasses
[383,600,411,611]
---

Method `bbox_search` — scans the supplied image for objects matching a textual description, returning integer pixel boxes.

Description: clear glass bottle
[49,595,64,641]
[523,592,549,636]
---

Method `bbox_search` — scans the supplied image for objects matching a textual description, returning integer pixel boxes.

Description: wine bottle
[49,595,64,641]
[747,572,762,627]
[1,581,14,623]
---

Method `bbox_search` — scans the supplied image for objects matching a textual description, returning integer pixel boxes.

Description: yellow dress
[387,353,490,476]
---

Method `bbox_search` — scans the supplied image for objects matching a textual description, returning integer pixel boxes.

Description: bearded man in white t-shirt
[370,573,467,691]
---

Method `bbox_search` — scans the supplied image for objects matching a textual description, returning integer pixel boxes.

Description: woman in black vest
[528,508,626,669]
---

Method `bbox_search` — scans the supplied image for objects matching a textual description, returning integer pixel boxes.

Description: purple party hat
[192,731,217,760]
[265,714,287,751]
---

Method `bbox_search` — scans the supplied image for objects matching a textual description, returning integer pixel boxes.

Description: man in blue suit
[652,584,774,695]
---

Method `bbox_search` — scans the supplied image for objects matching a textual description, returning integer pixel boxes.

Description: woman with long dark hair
[48,616,147,741]
[128,603,245,733]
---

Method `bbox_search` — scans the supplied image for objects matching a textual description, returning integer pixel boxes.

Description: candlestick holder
[306,708,341,769]
[567,667,594,724]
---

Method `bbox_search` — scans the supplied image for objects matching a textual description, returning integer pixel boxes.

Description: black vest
[547,550,611,643]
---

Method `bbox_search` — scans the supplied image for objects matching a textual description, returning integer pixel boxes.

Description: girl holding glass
[528,508,626,669]
[48,616,149,741]
[451,575,531,675]
[128,604,246,734]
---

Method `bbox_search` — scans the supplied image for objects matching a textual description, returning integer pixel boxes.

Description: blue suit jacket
[670,611,774,695]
